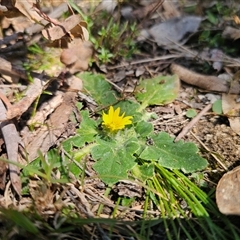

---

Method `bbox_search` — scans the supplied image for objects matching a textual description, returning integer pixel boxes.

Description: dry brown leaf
[21,76,81,162]
[216,166,240,215]
[42,15,80,41]
[14,0,43,22]
[42,15,88,41]
[60,39,93,74]
[222,93,240,135]
[222,26,240,40]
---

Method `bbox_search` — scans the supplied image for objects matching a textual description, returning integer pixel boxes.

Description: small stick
[108,54,183,70]
[175,103,212,142]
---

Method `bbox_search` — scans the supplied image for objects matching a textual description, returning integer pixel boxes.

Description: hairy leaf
[79,72,118,106]
[92,137,139,185]
[135,75,179,109]
[140,132,208,173]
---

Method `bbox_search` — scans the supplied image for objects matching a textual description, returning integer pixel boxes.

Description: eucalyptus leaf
[140,132,208,173]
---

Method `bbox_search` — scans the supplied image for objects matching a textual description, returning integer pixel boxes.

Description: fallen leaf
[0,151,7,190]
[148,16,202,48]
[216,166,240,215]
[6,77,49,120]
[222,93,240,135]
[222,26,240,40]
[21,76,81,162]
[60,39,93,74]
[42,15,87,41]
[15,0,43,23]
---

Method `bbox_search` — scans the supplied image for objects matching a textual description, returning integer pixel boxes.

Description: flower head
[102,106,133,132]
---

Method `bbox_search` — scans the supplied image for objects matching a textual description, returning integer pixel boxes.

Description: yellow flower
[102,106,133,132]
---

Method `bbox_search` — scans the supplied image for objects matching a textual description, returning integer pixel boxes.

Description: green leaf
[135,120,153,138]
[68,161,82,176]
[132,163,155,181]
[212,99,222,114]
[63,135,85,152]
[135,75,179,109]
[140,132,208,173]
[77,110,98,141]
[91,137,139,185]
[79,72,118,106]
[206,10,218,25]
[115,100,141,116]
[186,109,197,118]
[63,110,98,152]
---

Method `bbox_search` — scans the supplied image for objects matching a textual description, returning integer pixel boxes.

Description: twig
[175,103,212,142]
[108,54,183,70]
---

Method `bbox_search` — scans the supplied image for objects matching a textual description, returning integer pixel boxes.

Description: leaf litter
[0,0,239,239]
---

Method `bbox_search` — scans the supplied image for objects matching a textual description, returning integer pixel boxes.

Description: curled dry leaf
[15,0,43,23]
[0,0,43,22]
[42,15,88,41]
[216,166,240,215]
[60,39,93,74]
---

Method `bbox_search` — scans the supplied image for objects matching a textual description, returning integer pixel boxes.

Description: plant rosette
[63,103,208,187]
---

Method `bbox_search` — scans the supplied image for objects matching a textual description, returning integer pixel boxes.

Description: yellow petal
[108,106,114,120]
[102,106,133,132]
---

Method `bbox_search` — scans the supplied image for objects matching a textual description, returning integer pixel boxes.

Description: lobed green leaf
[135,74,180,109]
[91,137,140,185]
[140,132,208,173]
